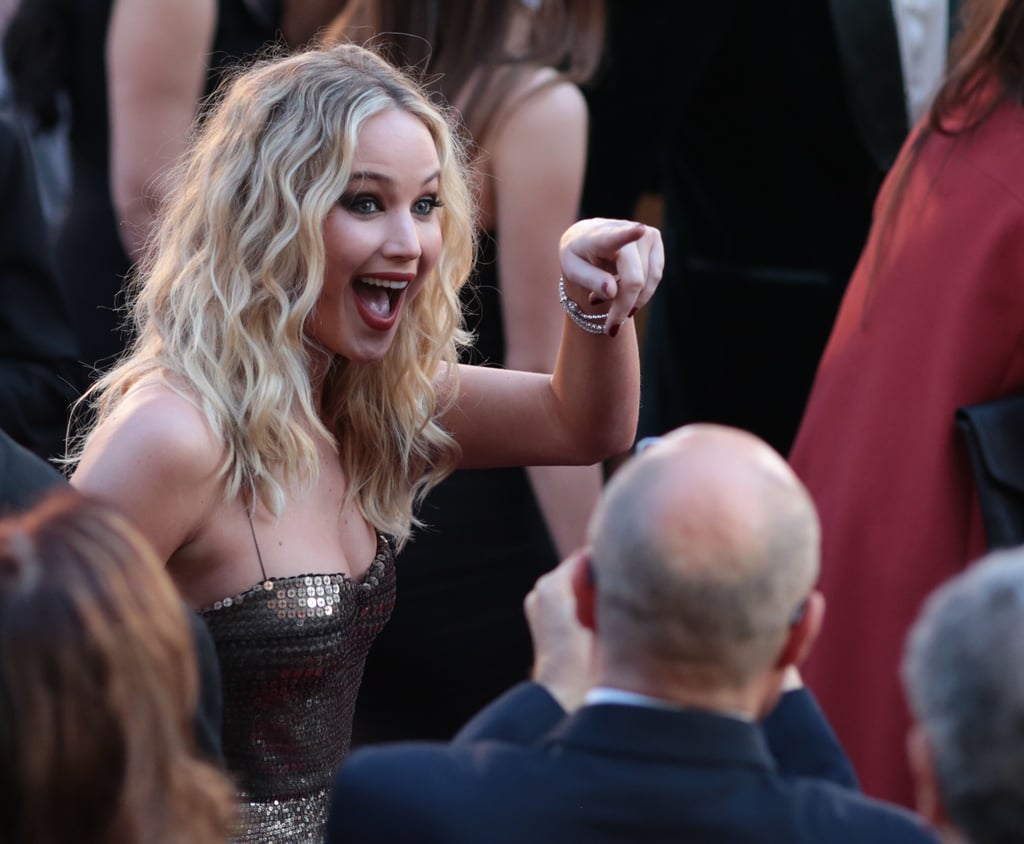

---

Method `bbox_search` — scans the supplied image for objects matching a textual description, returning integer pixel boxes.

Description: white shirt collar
[584,686,752,722]
[891,0,950,125]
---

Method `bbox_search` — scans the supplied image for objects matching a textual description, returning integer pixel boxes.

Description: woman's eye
[413,196,443,216]
[342,195,381,215]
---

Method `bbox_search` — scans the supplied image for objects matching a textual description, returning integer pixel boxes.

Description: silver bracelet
[559,277,609,335]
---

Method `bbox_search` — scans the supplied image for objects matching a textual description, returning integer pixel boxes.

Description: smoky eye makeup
[413,195,444,215]
[338,193,382,214]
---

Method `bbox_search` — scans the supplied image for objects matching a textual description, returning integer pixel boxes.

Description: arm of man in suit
[454,681,565,745]
[762,668,860,789]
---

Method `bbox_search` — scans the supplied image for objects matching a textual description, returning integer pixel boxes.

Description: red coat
[789,97,1024,806]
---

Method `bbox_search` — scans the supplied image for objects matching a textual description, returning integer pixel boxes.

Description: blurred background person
[902,546,1024,844]
[0,419,227,764]
[789,0,1024,806]
[0,491,235,844]
[0,0,70,235]
[3,0,348,379]
[581,0,953,456]
[329,0,609,743]
[0,110,81,461]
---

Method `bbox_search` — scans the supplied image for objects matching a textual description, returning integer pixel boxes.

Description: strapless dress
[200,532,396,843]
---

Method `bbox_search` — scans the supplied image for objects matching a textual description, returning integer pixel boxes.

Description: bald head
[588,425,820,688]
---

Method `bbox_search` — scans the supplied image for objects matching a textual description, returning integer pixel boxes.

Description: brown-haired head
[0,491,235,844]
[328,0,606,140]
[862,0,1024,315]
[930,0,1024,135]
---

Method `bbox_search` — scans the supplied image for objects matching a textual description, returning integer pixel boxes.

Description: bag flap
[956,395,1024,491]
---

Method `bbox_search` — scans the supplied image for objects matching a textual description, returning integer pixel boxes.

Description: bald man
[328,425,937,844]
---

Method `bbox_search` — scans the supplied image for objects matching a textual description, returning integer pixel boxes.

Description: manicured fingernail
[609,322,620,338]
[602,281,612,298]
[628,307,638,318]
[589,293,606,306]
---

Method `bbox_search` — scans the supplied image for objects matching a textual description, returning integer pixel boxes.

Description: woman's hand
[558,218,665,337]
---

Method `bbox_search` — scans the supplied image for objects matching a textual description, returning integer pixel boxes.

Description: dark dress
[52,0,284,373]
[353,235,561,742]
[789,96,1024,805]
[201,533,396,843]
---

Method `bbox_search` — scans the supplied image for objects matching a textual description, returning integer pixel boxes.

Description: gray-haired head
[902,547,1024,844]
[587,424,820,690]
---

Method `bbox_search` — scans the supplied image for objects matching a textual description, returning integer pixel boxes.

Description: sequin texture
[200,533,396,843]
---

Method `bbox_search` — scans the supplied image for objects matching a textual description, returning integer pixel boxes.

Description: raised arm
[486,76,603,555]
[443,218,663,468]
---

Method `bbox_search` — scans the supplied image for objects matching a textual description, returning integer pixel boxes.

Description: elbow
[573,413,638,465]
[111,174,158,260]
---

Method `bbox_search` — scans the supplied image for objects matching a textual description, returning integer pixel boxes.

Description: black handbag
[955,395,1024,549]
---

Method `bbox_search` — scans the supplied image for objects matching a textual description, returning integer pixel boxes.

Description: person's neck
[596,666,764,719]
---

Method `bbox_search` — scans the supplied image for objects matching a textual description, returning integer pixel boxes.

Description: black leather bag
[956,395,1024,549]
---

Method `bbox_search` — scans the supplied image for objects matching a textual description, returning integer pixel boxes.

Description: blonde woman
[330,0,609,742]
[69,43,662,842]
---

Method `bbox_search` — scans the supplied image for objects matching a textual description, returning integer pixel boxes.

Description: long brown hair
[930,0,1024,134]
[866,0,1024,296]
[0,491,235,844]
[328,0,605,141]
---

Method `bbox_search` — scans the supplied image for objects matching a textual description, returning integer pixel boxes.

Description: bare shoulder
[74,374,225,508]
[486,68,587,172]
[498,67,587,137]
[70,373,229,561]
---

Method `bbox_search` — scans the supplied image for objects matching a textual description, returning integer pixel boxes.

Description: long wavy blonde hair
[69,44,476,545]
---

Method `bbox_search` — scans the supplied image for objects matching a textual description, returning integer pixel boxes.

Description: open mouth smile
[353,275,412,329]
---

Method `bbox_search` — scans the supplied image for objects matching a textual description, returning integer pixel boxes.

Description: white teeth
[360,277,409,290]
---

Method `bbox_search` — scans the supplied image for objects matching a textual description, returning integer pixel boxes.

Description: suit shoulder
[786,778,939,843]
[329,743,492,843]
[335,740,507,797]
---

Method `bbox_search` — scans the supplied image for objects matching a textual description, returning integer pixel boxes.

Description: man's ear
[907,722,948,828]
[776,589,824,669]
[571,550,597,632]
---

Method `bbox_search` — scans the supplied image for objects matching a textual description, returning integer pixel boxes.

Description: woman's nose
[382,211,422,261]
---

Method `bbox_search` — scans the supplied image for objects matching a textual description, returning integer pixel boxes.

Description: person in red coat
[788,0,1024,808]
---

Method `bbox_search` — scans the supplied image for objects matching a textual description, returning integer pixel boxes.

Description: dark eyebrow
[348,170,441,187]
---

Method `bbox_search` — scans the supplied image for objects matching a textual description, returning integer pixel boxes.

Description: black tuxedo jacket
[328,683,937,844]
[580,0,935,454]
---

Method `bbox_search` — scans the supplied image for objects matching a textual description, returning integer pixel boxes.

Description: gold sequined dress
[200,532,396,843]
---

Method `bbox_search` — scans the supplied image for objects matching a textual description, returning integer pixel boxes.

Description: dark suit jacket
[0,113,83,461]
[328,683,938,844]
[0,426,65,513]
[581,1,917,455]
[0,428,224,763]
